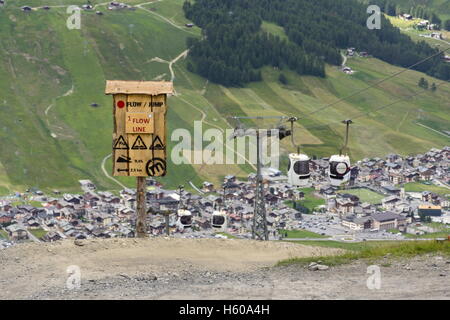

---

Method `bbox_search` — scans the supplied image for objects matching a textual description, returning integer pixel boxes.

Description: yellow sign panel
[125,112,154,134]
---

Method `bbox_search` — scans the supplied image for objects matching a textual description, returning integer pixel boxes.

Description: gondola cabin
[328,154,351,186]
[212,210,227,231]
[177,209,192,228]
[287,153,310,187]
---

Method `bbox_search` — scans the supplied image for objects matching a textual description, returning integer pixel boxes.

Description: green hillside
[360,0,450,21]
[0,0,448,194]
[391,0,450,20]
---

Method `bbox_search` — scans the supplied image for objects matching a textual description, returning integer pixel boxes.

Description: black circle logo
[146,158,166,176]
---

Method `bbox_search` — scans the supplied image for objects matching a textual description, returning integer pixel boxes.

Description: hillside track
[1,238,449,299]
[101,153,127,190]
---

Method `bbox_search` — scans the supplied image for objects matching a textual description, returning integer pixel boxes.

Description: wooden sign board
[105,80,173,177]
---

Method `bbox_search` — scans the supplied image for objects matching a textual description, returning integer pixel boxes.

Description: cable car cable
[350,81,449,120]
[303,46,450,117]
[298,80,448,131]
[175,47,449,192]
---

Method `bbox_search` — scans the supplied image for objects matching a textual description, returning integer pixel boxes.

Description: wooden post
[165,212,170,236]
[136,177,147,237]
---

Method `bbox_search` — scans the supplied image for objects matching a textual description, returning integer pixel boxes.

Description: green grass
[278,240,450,266]
[279,229,327,238]
[261,21,288,40]
[385,14,450,49]
[0,186,10,196]
[338,188,385,204]
[405,231,450,239]
[405,222,450,238]
[29,228,47,239]
[0,229,8,239]
[380,0,450,21]
[9,200,43,208]
[290,240,400,251]
[402,182,450,197]
[425,222,450,231]
[215,232,238,239]
[293,188,325,212]
[0,0,449,193]
[29,200,43,207]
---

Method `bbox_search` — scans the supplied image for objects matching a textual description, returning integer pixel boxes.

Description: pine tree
[183,0,450,86]
[418,77,425,88]
[279,73,288,85]
[430,82,437,92]
[431,13,441,27]
[445,20,450,31]
[418,77,429,89]
[186,61,195,73]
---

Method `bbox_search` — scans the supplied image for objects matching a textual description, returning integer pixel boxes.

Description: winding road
[136,1,197,36]
[101,154,127,190]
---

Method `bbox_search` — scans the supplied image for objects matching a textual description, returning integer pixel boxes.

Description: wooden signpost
[105,80,173,237]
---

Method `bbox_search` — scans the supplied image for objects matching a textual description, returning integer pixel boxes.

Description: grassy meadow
[0,0,448,194]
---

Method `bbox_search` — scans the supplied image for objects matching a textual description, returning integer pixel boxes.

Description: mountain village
[0,146,448,249]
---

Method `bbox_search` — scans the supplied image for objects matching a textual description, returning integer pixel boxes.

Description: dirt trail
[0,238,343,299]
[1,238,449,300]
[100,153,127,190]
[136,2,197,36]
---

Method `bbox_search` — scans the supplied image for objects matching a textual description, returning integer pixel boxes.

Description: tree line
[183,0,450,87]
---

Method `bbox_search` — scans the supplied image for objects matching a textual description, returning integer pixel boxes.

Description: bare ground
[0,238,449,300]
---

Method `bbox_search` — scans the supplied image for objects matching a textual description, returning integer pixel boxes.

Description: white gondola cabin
[177,209,192,228]
[287,153,310,187]
[328,119,353,186]
[328,154,351,186]
[211,210,227,231]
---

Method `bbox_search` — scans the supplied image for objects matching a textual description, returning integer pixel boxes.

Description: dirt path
[1,238,449,300]
[136,1,197,36]
[101,153,127,190]
[341,52,347,67]
[169,49,188,82]
[396,109,410,131]
[0,238,344,299]
[45,85,74,139]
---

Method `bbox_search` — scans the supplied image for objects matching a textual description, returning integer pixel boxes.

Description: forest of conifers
[183,0,450,87]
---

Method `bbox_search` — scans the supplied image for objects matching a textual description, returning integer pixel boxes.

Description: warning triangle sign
[131,135,147,150]
[149,135,165,150]
[113,136,129,150]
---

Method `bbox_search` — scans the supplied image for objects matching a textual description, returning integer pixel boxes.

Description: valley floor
[0,238,449,299]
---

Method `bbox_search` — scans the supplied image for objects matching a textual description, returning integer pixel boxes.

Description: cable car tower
[176,184,192,229]
[229,115,291,240]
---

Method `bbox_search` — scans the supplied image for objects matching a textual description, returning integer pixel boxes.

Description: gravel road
[0,238,448,300]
